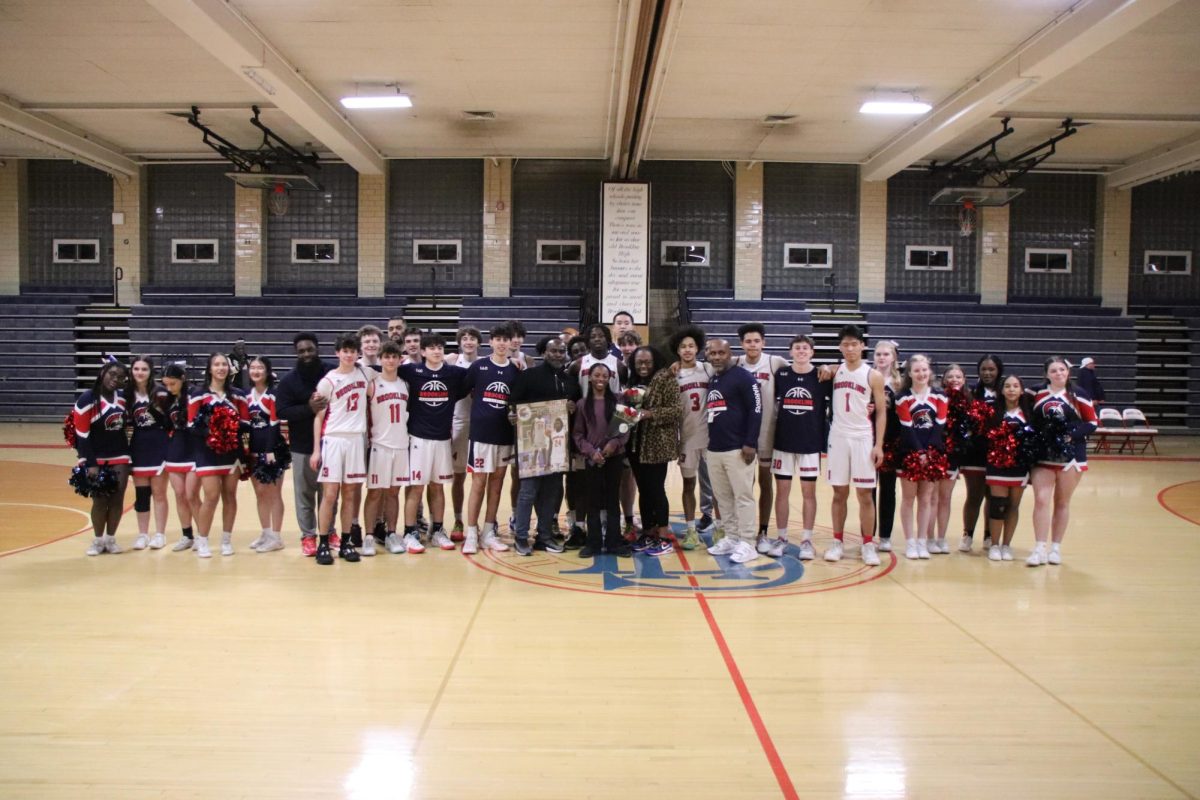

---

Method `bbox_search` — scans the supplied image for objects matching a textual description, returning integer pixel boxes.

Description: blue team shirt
[706,366,762,453]
[463,358,518,446]
[400,362,467,441]
[773,367,828,454]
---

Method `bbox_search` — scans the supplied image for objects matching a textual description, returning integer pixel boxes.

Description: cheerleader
[895,355,949,560]
[126,356,170,550]
[188,352,249,558]
[872,340,903,553]
[985,375,1033,562]
[160,363,196,551]
[932,363,968,554]
[73,361,131,555]
[246,357,287,553]
[1027,356,1097,567]
[958,354,1004,553]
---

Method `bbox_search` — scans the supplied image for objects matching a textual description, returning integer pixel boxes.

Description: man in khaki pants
[702,339,762,564]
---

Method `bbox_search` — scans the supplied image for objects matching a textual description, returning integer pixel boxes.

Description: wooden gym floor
[1,422,1198,799]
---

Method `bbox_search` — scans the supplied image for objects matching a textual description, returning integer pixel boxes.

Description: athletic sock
[776,528,788,540]
[686,521,696,533]
[432,520,443,532]
[758,525,768,538]
[801,529,813,541]
[319,534,329,546]
[862,533,874,544]
[404,525,417,536]
[834,531,845,541]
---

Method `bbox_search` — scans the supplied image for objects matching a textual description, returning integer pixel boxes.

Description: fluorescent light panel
[860,100,932,115]
[340,94,412,109]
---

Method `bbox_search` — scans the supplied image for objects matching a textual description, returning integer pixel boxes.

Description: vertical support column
[857,172,887,303]
[733,161,763,301]
[235,184,265,297]
[358,172,388,298]
[1096,179,1131,312]
[0,159,26,295]
[482,157,512,298]
[112,167,146,306]
[979,205,1010,305]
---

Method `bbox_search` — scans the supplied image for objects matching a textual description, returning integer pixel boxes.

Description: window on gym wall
[905,245,952,271]
[171,239,219,264]
[413,239,462,264]
[1025,248,1072,274]
[53,239,101,264]
[536,240,586,265]
[291,239,340,264]
[661,241,710,267]
[1144,251,1192,275]
[784,243,832,269]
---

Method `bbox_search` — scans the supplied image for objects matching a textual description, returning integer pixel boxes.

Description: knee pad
[987,495,1009,521]
[134,485,152,512]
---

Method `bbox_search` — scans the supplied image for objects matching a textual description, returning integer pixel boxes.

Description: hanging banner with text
[600,181,650,325]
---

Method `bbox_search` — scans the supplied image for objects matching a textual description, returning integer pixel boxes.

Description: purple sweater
[572,396,629,459]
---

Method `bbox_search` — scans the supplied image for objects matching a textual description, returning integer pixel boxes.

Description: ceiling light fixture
[859,90,931,116]
[340,85,412,110]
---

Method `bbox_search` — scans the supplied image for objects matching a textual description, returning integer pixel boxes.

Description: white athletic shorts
[409,436,454,486]
[678,447,706,479]
[318,434,367,484]
[368,444,410,490]
[771,450,821,480]
[825,434,876,489]
[451,418,470,474]
[467,441,514,474]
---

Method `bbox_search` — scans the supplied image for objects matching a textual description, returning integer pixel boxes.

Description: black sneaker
[578,545,595,558]
[697,514,714,533]
[339,539,361,563]
[534,538,565,554]
[315,541,334,566]
[349,523,364,548]
[564,525,586,550]
[513,539,532,556]
[372,520,387,544]
[612,544,633,558]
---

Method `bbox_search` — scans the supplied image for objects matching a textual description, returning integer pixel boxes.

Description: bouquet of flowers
[621,387,647,408]
[607,403,643,438]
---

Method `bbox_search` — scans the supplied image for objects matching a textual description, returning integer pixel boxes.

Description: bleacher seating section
[0,296,92,421]
[457,295,581,360]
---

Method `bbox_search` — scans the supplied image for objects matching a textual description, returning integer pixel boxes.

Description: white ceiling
[1,0,1198,176]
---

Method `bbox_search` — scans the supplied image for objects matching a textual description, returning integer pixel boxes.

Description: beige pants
[705,448,757,544]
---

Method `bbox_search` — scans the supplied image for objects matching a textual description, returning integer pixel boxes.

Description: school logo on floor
[467,521,894,598]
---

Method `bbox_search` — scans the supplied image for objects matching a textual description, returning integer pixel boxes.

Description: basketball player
[386,314,407,344]
[447,326,482,540]
[352,324,385,548]
[363,340,411,556]
[669,325,712,550]
[734,323,790,547]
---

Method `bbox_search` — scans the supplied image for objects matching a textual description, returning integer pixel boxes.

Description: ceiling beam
[1106,132,1200,188]
[144,0,385,175]
[0,95,139,177]
[862,0,1184,182]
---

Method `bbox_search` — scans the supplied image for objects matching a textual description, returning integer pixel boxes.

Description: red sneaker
[450,521,465,542]
[329,532,341,550]
[301,536,317,557]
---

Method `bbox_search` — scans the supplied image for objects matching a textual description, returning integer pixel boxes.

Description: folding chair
[1092,407,1128,454]
[1121,408,1159,455]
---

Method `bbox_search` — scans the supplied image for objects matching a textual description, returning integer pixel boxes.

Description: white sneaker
[730,540,759,564]
[905,540,920,560]
[958,535,972,553]
[404,533,425,554]
[432,528,455,551]
[861,542,880,566]
[249,532,266,550]
[1047,546,1062,566]
[171,536,193,552]
[86,537,105,556]
[481,530,508,552]
[385,533,405,554]
[1001,545,1014,562]
[935,538,949,554]
[756,534,772,554]
[877,538,892,553]
[360,535,376,557]
[1026,546,1046,567]
[982,535,993,550]
[924,539,940,555]
[149,533,166,550]
[195,537,212,558]
[824,541,843,562]
[103,535,123,554]
[462,532,479,555]
[917,540,930,559]
[132,533,149,550]
[255,532,284,553]
[220,534,234,557]
[797,540,816,560]
[988,545,1002,561]
[766,538,787,558]
[707,536,738,556]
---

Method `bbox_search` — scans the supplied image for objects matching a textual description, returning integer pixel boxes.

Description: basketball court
[2,423,1198,799]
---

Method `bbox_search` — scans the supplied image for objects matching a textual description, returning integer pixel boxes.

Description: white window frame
[53,238,100,264]
[661,241,710,267]
[784,242,833,269]
[291,239,340,264]
[536,239,587,265]
[171,238,219,264]
[904,245,953,271]
[412,239,462,265]
[1024,247,1073,274]
[1143,250,1192,276]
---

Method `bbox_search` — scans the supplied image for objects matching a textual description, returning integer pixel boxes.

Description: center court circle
[466,521,896,599]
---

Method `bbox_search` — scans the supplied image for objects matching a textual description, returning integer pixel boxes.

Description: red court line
[0,443,70,450]
[1092,455,1200,463]
[675,547,799,800]
[1156,480,1200,528]
[0,503,136,559]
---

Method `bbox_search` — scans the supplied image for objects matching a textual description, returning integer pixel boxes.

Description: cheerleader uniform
[1031,387,1098,472]
[247,387,283,461]
[163,394,194,473]
[986,409,1031,488]
[895,388,949,481]
[72,390,130,467]
[189,387,250,476]
[958,383,997,476]
[130,386,171,477]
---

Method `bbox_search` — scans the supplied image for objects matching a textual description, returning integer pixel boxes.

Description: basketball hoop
[268,182,289,217]
[958,200,976,237]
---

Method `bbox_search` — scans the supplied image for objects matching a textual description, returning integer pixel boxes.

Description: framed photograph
[515,399,571,479]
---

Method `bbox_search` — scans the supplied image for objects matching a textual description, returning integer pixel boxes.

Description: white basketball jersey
[578,352,622,395]
[737,354,788,430]
[370,375,410,448]
[448,353,478,433]
[831,362,873,439]
[318,368,370,435]
[676,363,712,451]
